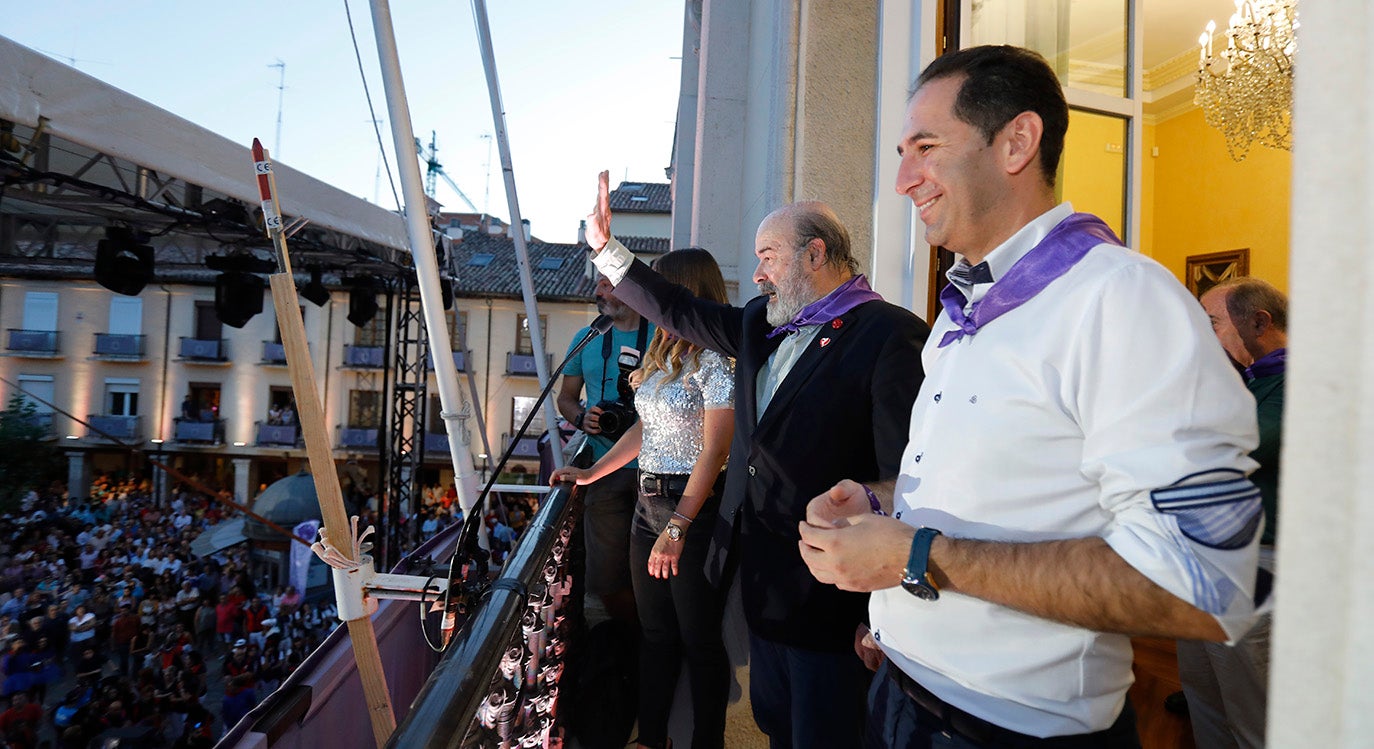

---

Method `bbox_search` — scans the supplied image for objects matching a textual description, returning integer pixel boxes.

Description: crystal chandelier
[1195,0,1298,161]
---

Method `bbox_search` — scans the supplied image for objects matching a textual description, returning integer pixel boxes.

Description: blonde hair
[630,248,730,388]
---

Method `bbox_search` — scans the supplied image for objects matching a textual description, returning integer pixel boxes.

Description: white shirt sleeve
[589,235,635,285]
[1076,261,1263,641]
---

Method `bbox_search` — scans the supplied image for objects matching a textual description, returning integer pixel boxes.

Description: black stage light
[95,227,155,296]
[215,271,265,328]
[300,268,330,307]
[347,281,379,327]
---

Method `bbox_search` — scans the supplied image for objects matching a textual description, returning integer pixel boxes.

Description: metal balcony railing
[86,414,141,441]
[505,352,552,377]
[337,426,381,449]
[173,417,224,444]
[424,432,449,455]
[6,329,58,354]
[256,421,301,447]
[426,350,469,372]
[387,478,581,746]
[93,333,146,358]
[179,337,227,361]
[343,344,385,368]
[22,412,56,438]
[262,341,287,364]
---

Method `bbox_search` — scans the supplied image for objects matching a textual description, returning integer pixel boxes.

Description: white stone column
[233,458,252,507]
[670,1,703,251]
[1269,0,1374,744]
[692,0,755,298]
[151,456,168,506]
[65,451,87,500]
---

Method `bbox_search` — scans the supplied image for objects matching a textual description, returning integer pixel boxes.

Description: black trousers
[628,481,728,749]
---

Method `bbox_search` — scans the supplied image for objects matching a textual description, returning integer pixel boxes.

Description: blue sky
[3,1,684,243]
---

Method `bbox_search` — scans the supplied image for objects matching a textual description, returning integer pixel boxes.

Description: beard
[595,295,625,318]
[762,264,814,327]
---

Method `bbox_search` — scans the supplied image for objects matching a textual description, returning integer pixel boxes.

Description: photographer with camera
[557,275,654,625]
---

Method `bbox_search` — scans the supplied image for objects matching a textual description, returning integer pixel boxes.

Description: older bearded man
[583,175,929,749]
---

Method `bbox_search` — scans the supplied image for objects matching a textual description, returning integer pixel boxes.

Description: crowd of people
[0,475,343,747]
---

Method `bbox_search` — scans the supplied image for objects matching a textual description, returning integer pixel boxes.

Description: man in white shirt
[798,45,1264,747]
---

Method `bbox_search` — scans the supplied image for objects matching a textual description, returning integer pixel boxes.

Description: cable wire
[343,0,403,213]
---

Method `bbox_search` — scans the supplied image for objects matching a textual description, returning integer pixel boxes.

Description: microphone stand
[441,315,616,633]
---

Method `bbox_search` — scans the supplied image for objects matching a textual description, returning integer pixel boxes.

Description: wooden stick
[254,140,396,746]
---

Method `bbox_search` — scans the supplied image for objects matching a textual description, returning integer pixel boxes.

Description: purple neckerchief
[938,213,1122,348]
[766,274,883,339]
[1244,348,1286,380]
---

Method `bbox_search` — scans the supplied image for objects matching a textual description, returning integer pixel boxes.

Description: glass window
[105,378,140,416]
[22,292,58,332]
[449,311,468,350]
[515,314,547,356]
[108,297,142,336]
[355,311,387,347]
[349,390,382,428]
[16,374,55,414]
[511,396,546,434]
[965,0,1129,96]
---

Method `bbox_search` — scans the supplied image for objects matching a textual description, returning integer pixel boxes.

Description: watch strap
[903,527,942,600]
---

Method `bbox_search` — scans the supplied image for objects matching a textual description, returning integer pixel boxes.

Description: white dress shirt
[871,203,1262,736]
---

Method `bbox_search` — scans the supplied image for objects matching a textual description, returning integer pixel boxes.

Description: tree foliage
[0,393,64,508]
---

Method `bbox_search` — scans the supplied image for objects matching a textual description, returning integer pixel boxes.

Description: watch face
[901,577,939,601]
[665,524,683,541]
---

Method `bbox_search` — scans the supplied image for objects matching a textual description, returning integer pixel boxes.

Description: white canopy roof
[0,34,410,252]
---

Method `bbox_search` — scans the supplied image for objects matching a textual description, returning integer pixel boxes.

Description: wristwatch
[664,522,684,542]
[901,527,942,601]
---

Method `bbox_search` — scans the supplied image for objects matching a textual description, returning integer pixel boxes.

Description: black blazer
[614,259,929,651]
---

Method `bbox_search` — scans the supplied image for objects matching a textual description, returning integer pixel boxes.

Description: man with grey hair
[1182,276,1287,749]
[583,172,929,748]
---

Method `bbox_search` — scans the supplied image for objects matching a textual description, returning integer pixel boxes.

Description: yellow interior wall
[1149,107,1291,292]
[1060,110,1127,240]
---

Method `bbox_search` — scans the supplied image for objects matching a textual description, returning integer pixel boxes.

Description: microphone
[590,314,613,335]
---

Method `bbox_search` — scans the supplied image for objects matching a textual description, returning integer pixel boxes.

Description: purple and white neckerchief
[937,213,1123,348]
[766,274,883,339]
[1244,348,1286,380]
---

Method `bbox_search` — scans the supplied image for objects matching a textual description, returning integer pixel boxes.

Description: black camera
[594,346,640,441]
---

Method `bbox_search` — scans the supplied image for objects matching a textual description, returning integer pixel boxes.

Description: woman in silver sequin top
[551,249,735,749]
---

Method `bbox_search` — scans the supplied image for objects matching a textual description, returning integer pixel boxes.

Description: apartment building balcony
[505,352,551,377]
[6,329,59,356]
[178,337,228,363]
[23,413,56,439]
[337,426,381,450]
[86,414,141,442]
[425,350,469,372]
[343,345,384,369]
[173,417,225,445]
[423,432,450,456]
[501,432,541,459]
[261,341,287,365]
[256,421,301,447]
[93,333,146,359]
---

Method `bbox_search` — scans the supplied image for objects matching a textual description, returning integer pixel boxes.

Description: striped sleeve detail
[1151,469,1263,551]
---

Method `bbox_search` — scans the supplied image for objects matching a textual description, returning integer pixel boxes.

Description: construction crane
[416,131,479,212]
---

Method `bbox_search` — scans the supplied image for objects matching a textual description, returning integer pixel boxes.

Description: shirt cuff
[591,235,634,286]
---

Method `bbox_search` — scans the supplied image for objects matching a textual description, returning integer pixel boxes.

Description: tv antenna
[270,59,286,156]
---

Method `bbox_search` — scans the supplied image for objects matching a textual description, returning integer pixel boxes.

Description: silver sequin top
[635,349,735,475]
